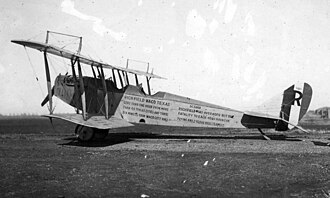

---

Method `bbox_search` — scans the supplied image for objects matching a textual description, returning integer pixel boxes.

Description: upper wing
[11,40,165,79]
[43,114,134,129]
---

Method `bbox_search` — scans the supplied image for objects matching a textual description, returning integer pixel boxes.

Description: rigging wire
[84,39,102,62]
[26,31,44,41]
[48,55,69,74]
[48,33,80,52]
[47,54,59,76]
[60,40,80,50]
[48,34,64,45]
[46,54,77,113]
[24,47,45,98]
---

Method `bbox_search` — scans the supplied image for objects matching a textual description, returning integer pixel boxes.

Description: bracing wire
[49,56,69,74]
[26,31,44,41]
[84,40,102,62]
[60,58,70,74]
[60,40,80,50]
[48,33,81,52]
[48,34,63,45]
[24,47,45,98]
[45,54,70,113]
[46,54,59,76]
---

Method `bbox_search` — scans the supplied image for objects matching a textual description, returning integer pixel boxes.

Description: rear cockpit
[54,73,148,116]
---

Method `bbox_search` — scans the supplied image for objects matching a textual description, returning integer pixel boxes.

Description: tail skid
[279,118,309,133]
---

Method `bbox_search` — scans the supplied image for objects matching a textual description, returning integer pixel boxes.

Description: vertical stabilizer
[276,83,312,131]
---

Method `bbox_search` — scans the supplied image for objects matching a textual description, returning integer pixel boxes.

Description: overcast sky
[1,0,330,115]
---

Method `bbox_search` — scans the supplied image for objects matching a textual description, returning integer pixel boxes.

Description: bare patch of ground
[1,118,330,197]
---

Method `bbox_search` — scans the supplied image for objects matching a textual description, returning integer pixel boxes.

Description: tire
[75,125,95,142]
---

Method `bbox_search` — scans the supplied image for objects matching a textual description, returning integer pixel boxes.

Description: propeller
[41,86,55,107]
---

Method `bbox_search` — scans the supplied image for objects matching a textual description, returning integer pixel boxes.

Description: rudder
[275,83,312,131]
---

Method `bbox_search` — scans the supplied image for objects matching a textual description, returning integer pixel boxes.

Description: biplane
[12,31,313,141]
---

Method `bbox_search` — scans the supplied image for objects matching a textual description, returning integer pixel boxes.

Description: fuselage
[118,86,245,128]
[54,75,246,129]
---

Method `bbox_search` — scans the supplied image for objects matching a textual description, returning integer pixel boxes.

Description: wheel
[74,125,83,135]
[75,125,95,141]
[94,129,109,140]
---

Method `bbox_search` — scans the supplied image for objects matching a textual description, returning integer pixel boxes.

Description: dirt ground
[1,117,330,197]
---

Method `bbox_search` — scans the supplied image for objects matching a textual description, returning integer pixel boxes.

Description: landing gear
[74,125,109,141]
[94,129,109,140]
[258,128,271,140]
[75,125,95,141]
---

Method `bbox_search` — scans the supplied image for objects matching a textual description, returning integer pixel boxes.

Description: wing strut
[91,64,97,78]
[77,59,87,120]
[112,69,117,88]
[43,52,53,114]
[135,74,139,86]
[145,63,151,95]
[117,70,124,88]
[122,71,129,85]
[99,65,109,119]
[71,58,80,114]
[146,76,151,95]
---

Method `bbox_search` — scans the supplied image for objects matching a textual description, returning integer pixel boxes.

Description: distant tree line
[0,112,72,117]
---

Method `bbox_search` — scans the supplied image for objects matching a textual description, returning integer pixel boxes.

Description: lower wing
[43,114,134,129]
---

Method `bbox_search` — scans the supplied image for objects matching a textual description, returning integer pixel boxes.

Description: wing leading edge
[11,40,165,80]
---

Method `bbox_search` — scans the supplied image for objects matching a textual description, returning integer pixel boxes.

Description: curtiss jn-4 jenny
[12,31,313,141]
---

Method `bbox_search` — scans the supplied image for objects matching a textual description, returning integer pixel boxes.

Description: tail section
[241,82,312,131]
[275,83,312,131]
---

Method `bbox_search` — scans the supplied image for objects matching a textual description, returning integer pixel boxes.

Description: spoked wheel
[75,125,95,142]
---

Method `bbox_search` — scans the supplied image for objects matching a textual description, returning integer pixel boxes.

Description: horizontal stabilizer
[243,111,279,120]
[241,112,278,129]
[43,114,134,129]
[242,111,309,133]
